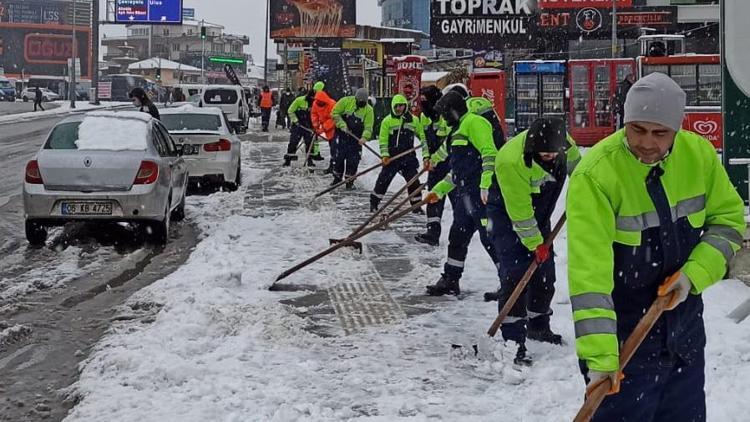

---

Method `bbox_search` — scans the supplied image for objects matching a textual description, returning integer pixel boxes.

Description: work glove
[425,192,440,204]
[534,244,551,264]
[480,188,489,205]
[423,159,432,172]
[586,370,624,398]
[657,272,692,311]
[358,137,367,146]
[382,156,391,166]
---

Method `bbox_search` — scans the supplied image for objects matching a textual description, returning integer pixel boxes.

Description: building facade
[379,0,430,50]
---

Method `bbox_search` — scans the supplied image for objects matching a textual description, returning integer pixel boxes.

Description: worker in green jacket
[331,88,375,188]
[485,117,580,366]
[424,91,501,296]
[370,94,429,213]
[567,72,744,421]
[283,89,315,166]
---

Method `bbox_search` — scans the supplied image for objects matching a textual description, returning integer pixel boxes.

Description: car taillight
[133,161,159,185]
[203,139,232,152]
[25,160,43,184]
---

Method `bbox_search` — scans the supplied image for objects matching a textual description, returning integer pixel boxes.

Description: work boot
[307,159,316,167]
[527,314,563,345]
[312,153,324,161]
[345,181,355,190]
[426,274,460,296]
[370,194,381,212]
[513,342,533,367]
[282,158,292,167]
[484,290,500,302]
[414,232,439,246]
[330,177,342,186]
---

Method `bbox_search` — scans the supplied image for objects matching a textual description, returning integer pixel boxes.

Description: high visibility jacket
[311,90,336,141]
[495,130,581,251]
[467,96,505,148]
[288,95,312,127]
[432,112,497,197]
[332,96,374,141]
[378,94,428,158]
[259,91,273,108]
[419,113,450,155]
[567,129,744,372]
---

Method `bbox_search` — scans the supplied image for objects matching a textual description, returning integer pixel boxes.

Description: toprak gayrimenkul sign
[430,0,536,49]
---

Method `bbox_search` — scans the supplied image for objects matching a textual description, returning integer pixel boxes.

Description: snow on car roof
[85,110,154,122]
[160,104,224,115]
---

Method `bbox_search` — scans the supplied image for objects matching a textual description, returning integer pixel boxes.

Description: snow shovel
[270,198,430,289]
[487,213,567,338]
[573,291,676,422]
[328,169,427,251]
[377,182,427,230]
[342,128,382,160]
[728,296,750,323]
[312,146,420,199]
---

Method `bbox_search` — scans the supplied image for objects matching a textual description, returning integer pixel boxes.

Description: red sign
[24,34,73,64]
[394,56,427,116]
[683,111,722,150]
[617,11,672,26]
[98,82,112,100]
[539,0,631,9]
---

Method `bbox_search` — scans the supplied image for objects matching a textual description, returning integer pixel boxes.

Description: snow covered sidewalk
[0,101,132,124]
[63,140,750,421]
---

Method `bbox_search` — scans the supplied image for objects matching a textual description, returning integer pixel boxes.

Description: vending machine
[568,58,636,146]
[468,70,507,135]
[638,54,722,150]
[513,60,566,134]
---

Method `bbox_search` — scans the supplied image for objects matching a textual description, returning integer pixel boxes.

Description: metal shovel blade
[328,238,363,253]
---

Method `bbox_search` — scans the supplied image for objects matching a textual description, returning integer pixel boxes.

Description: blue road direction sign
[115,0,183,24]
[182,8,195,20]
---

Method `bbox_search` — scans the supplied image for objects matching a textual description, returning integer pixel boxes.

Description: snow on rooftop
[129,58,201,72]
[421,71,449,82]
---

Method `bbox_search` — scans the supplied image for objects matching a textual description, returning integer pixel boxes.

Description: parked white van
[201,85,249,133]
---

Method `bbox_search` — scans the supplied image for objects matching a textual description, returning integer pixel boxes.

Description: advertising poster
[270,0,356,39]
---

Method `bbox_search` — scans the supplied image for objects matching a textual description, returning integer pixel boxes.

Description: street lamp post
[612,0,618,58]
[201,19,206,84]
[70,0,77,108]
[264,0,269,84]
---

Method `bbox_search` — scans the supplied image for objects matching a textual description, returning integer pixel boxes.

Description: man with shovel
[369,94,429,213]
[424,91,500,296]
[567,72,744,421]
[485,116,580,366]
[283,89,316,167]
[331,88,375,189]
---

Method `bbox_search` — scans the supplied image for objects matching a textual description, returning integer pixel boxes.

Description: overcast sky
[100,0,383,64]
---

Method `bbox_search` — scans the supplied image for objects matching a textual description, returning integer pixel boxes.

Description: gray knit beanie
[624,72,686,132]
[355,88,369,103]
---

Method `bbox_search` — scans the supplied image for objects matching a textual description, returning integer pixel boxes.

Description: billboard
[115,0,183,24]
[430,0,536,49]
[270,0,356,39]
[0,26,91,78]
[538,0,632,9]
[536,6,678,38]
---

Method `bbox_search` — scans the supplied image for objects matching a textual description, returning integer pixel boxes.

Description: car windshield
[161,114,222,131]
[0,81,11,88]
[44,122,82,150]
[44,118,148,151]
[204,89,238,104]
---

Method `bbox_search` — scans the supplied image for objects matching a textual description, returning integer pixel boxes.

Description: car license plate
[61,201,113,215]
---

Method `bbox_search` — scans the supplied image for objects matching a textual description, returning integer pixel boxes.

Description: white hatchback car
[160,105,242,191]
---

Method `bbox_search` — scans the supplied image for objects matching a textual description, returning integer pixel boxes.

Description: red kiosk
[468,70,508,135]
[568,59,636,146]
[393,55,427,116]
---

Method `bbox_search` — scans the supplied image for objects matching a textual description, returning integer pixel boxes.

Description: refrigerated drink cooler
[568,59,636,146]
[513,60,566,134]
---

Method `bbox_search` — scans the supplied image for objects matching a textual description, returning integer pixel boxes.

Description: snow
[0,102,133,124]
[161,104,223,116]
[75,114,149,151]
[62,140,750,421]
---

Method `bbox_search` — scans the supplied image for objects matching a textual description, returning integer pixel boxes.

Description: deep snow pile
[63,141,750,421]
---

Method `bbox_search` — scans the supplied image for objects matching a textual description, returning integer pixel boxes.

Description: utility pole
[91,0,100,104]
[611,0,617,58]
[263,0,271,85]
[201,19,205,84]
[70,0,77,108]
[283,38,289,89]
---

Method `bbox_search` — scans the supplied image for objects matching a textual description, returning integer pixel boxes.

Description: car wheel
[171,192,186,221]
[223,163,241,192]
[148,201,171,245]
[25,220,47,246]
[22,96,28,102]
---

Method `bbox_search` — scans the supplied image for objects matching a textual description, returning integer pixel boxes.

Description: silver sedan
[160,105,242,191]
[22,111,189,245]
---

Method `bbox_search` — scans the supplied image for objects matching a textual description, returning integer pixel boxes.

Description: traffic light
[200,26,206,40]
[156,68,162,81]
